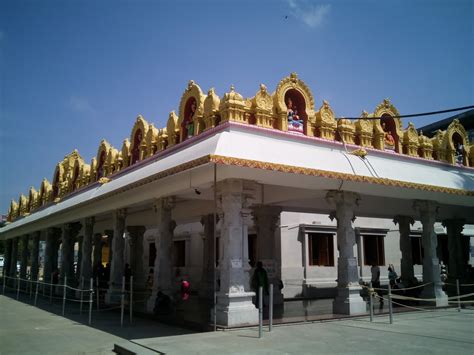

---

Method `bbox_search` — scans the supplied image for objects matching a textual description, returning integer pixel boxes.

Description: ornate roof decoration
[315,100,337,140]
[166,111,179,147]
[121,138,131,168]
[18,194,28,216]
[204,88,220,118]
[443,118,469,150]
[8,199,19,221]
[403,122,419,157]
[219,85,246,124]
[274,72,315,115]
[178,80,205,126]
[252,84,273,112]
[5,74,473,221]
[130,115,149,152]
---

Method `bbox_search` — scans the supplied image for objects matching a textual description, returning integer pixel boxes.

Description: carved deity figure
[186,100,196,138]
[382,122,395,149]
[455,142,464,165]
[286,98,303,133]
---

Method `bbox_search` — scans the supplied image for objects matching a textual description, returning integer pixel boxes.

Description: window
[149,242,156,267]
[411,236,423,265]
[363,235,385,266]
[308,233,334,266]
[173,240,186,267]
[248,234,257,267]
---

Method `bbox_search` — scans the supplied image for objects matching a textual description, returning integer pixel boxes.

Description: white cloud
[68,96,96,113]
[287,0,331,28]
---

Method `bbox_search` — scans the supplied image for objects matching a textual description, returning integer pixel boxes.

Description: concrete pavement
[1,294,473,354]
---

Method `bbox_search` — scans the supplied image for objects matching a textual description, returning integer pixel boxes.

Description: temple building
[1,73,473,327]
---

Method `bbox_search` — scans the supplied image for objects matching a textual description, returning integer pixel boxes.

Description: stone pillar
[3,239,12,279]
[9,237,19,278]
[106,209,127,302]
[199,214,218,299]
[30,231,41,281]
[252,205,284,304]
[127,226,146,288]
[44,228,60,283]
[326,190,366,315]
[80,217,95,284]
[76,235,83,279]
[105,230,114,265]
[92,233,103,276]
[52,237,60,272]
[443,219,465,281]
[215,180,258,327]
[394,215,416,286]
[414,200,448,306]
[61,222,81,287]
[20,235,29,280]
[147,198,175,312]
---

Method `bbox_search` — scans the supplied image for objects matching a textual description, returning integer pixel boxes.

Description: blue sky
[0,0,472,214]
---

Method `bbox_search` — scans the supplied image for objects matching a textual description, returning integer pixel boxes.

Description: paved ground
[1,294,473,354]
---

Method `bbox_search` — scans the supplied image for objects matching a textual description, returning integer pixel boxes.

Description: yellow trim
[209,155,474,197]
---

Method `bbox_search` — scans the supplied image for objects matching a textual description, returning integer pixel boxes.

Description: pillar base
[420,283,448,307]
[332,285,366,315]
[146,288,173,313]
[105,287,123,304]
[214,291,258,327]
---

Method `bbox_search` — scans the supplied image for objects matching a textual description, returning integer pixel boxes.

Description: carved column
[3,239,12,279]
[76,235,83,279]
[105,230,114,265]
[252,205,283,304]
[9,237,19,278]
[92,233,103,276]
[414,200,448,306]
[443,219,465,281]
[20,235,29,280]
[199,214,220,299]
[44,228,61,283]
[52,236,61,272]
[80,217,95,284]
[30,231,41,281]
[215,180,258,327]
[147,198,175,312]
[326,190,366,315]
[127,226,146,288]
[61,222,81,287]
[106,209,127,302]
[394,215,416,285]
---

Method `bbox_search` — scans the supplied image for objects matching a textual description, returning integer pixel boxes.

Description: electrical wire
[336,105,474,121]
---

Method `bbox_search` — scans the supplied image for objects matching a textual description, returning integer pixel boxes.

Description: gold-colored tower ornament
[355,111,374,147]
[251,84,274,128]
[219,85,247,124]
[403,122,420,157]
[203,88,221,131]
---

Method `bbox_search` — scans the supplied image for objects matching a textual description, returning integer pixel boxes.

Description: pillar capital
[153,197,175,213]
[413,200,438,216]
[393,215,415,226]
[126,225,146,239]
[326,190,360,209]
[442,218,465,232]
[63,221,82,238]
[84,216,95,228]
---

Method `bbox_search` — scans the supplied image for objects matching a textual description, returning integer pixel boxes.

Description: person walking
[388,264,398,288]
[251,261,269,309]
